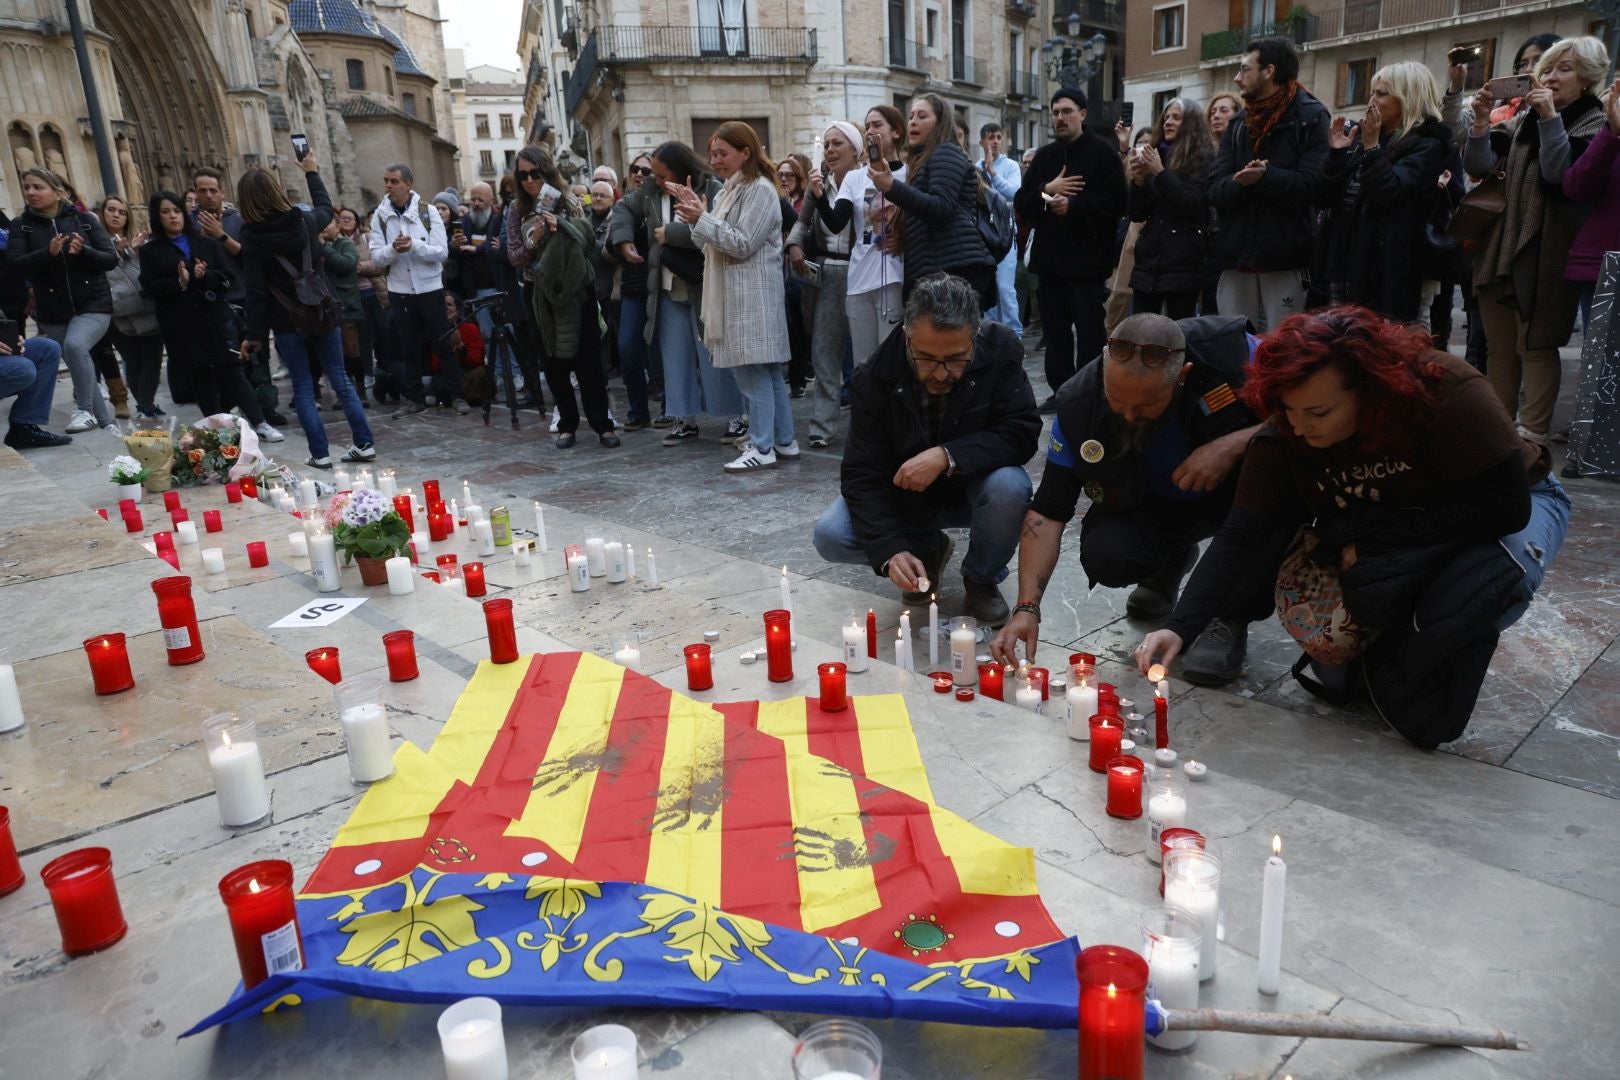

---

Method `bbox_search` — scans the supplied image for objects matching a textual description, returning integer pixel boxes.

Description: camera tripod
[454,293,545,430]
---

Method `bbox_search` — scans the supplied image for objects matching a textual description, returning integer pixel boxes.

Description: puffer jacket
[106,245,159,336]
[1128,155,1214,296]
[884,142,993,282]
[5,202,117,322]
[239,171,335,341]
[509,199,594,359]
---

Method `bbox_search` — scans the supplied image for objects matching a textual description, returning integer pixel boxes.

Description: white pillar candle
[0,655,25,733]
[462,480,473,508]
[893,628,908,671]
[612,646,641,670]
[624,542,636,578]
[1015,679,1042,712]
[1144,928,1201,1051]
[201,547,226,575]
[341,702,394,783]
[465,503,483,526]
[928,599,939,669]
[533,501,548,553]
[176,520,198,545]
[644,549,657,587]
[208,734,270,827]
[384,556,415,596]
[513,541,532,568]
[297,477,317,507]
[1146,788,1188,863]
[1066,678,1097,740]
[448,499,461,531]
[307,529,341,593]
[1165,859,1221,983]
[604,541,626,583]
[438,997,508,1080]
[1257,835,1287,995]
[474,519,496,556]
[333,467,352,491]
[288,530,309,558]
[898,609,911,648]
[584,538,606,577]
[780,564,793,619]
[568,553,590,592]
[355,467,373,490]
[377,470,397,498]
[949,621,977,686]
[842,617,870,673]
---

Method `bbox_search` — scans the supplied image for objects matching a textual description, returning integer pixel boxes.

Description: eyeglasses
[907,344,971,375]
[1106,338,1185,367]
[629,165,652,176]
[515,168,542,182]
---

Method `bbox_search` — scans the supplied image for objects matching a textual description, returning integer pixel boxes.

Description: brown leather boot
[106,376,130,419]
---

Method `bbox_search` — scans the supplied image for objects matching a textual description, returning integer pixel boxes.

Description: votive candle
[978,661,1004,700]
[203,509,222,533]
[201,547,226,574]
[683,644,713,691]
[218,859,303,990]
[305,647,342,685]
[1089,714,1123,773]
[1104,755,1145,819]
[41,847,128,956]
[1077,945,1148,1080]
[818,662,848,711]
[463,561,487,597]
[763,609,793,682]
[245,541,268,568]
[383,630,419,682]
[152,575,205,665]
[83,633,134,694]
[225,482,242,504]
[483,599,518,664]
[201,713,271,827]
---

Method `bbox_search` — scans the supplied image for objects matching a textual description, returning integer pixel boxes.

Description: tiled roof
[374,23,426,78]
[338,95,403,119]
[289,0,428,80]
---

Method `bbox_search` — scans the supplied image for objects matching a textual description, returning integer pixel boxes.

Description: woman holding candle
[1136,306,1571,748]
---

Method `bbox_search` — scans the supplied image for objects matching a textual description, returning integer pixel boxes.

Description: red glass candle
[163,490,182,513]
[1077,944,1148,1080]
[219,859,303,990]
[1105,755,1145,819]
[203,509,223,533]
[978,662,1004,700]
[818,662,848,711]
[225,481,242,504]
[118,497,137,515]
[1069,650,1097,669]
[122,508,143,533]
[436,553,460,579]
[1030,667,1050,701]
[41,847,127,956]
[392,494,416,533]
[152,576,204,665]
[83,634,134,694]
[0,806,24,897]
[955,686,976,702]
[152,531,174,553]
[170,508,190,527]
[383,630,419,682]
[428,511,450,542]
[96,507,108,520]
[1089,714,1123,773]
[929,671,953,693]
[484,599,518,664]
[245,541,268,568]
[305,647,342,685]
[1159,828,1206,897]
[239,476,257,499]
[422,480,441,505]
[463,561,487,597]
[157,548,181,570]
[865,608,878,658]
[421,570,442,584]
[762,609,793,683]
[684,643,714,691]
[1154,690,1170,750]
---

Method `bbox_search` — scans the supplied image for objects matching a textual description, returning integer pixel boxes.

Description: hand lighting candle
[383,630,419,682]
[842,614,870,672]
[202,713,271,827]
[83,633,134,694]
[219,859,303,990]
[152,576,205,665]
[1077,945,1148,1080]
[1257,835,1287,995]
[763,609,794,682]
[949,616,978,686]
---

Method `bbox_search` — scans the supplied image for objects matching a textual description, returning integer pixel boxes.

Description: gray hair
[383,162,414,184]
[904,273,982,335]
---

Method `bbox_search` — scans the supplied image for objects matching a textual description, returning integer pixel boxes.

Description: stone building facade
[451,64,527,192]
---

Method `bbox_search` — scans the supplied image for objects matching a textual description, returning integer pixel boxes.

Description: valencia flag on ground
[187,652,1080,1033]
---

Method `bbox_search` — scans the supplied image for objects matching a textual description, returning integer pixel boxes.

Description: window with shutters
[499,114,515,138]
[1153,4,1186,53]
[1337,57,1376,109]
[346,59,366,91]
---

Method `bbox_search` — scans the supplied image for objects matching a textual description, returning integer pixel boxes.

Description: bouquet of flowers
[122,416,176,492]
[108,455,149,486]
[329,487,409,564]
[169,414,276,488]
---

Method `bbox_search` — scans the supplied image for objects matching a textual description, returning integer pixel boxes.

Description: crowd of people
[1,30,1609,742]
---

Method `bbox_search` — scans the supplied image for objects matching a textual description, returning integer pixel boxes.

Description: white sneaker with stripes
[722,445,777,472]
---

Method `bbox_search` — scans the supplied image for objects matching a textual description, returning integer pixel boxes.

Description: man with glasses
[990,313,1270,685]
[813,273,1040,626]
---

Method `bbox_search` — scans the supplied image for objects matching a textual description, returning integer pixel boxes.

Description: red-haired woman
[1136,306,1569,747]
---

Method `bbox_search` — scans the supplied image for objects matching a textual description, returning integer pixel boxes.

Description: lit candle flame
[1272,834,1283,857]
[1147,663,1166,683]
[222,731,233,750]
[1106,981,1117,997]
[249,877,261,893]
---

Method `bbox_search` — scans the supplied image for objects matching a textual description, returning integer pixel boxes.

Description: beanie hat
[1051,87,1088,111]
[431,189,461,212]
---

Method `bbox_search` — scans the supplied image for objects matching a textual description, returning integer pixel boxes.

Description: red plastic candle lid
[928,671,953,692]
[954,687,976,701]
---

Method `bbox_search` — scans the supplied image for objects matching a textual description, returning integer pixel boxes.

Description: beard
[1098,396,1175,455]
[468,207,491,230]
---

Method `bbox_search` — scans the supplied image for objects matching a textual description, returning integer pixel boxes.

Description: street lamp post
[1042,24,1107,93]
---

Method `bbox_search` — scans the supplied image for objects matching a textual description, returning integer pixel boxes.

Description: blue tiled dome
[374,23,426,77]
[289,0,427,78]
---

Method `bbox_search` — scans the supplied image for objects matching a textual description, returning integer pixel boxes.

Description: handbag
[660,243,705,285]
[1272,527,1379,667]
[269,232,340,336]
[1446,160,1507,248]
[976,185,1015,264]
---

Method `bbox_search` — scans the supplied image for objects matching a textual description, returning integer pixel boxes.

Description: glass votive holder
[163,490,182,512]
[41,847,127,956]
[818,662,848,712]
[1146,770,1189,862]
[1088,714,1123,773]
[0,805,26,896]
[438,996,508,1079]
[791,1019,881,1080]
[218,859,303,990]
[1077,944,1149,1080]
[201,712,271,827]
[152,530,174,553]
[1164,847,1222,983]
[421,570,442,584]
[683,643,714,691]
[610,630,642,671]
[1104,755,1145,819]
[334,674,393,783]
[929,670,953,693]
[1029,666,1049,700]
[947,615,978,686]
[483,599,518,664]
[305,646,342,685]
[436,553,460,579]
[978,662,1004,700]
[762,609,793,683]
[463,561,487,597]
[1141,905,1203,1050]
[1158,827,1206,897]
[571,1022,637,1079]
[203,509,223,533]
[245,541,268,568]
[383,630,419,682]
[83,633,135,695]
[224,481,242,504]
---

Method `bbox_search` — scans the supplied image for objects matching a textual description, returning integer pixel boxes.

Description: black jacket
[138,231,237,365]
[1208,88,1332,271]
[1314,117,1454,320]
[1128,157,1214,296]
[5,203,117,322]
[841,321,1040,572]
[239,171,334,341]
[885,143,994,281]
[453,209,503,293]
[1015,131,1128,281]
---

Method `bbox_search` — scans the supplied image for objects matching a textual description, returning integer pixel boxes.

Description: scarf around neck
[1243,80,1300,155]
[700,175,752,350]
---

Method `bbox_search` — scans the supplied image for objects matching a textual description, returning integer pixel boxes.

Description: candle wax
[208,737,270,827]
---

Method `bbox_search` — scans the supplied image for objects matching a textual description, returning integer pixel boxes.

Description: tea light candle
[955,686,976,702]
[82,634,135,695]
[684,644,714,691]
[1015,676,1042,713]
[1257,835,1287,995]
[203,509,222,533]
[842,616,870,672]
[385,556,414,595]
[474,519,496,557]
[0,647,27,733]
[202,547,226,574]
[436,553,461,579]
[305,647,342,685]
[604,541,627,583]
[287,530,309,557]
[463,562,487,597]
[1066,677,1097,741]
[438,997,508,1080]
[225,482,242,504]
[584,537,606,577]
[176,520,198,545]
[218,859,303,990]
[383,630,419,682]
[1147,662,1167,684]
[377,469,397,498]
[978,661,1004,700]
[568,553,590,592]
[203,714,271,827]
[930,671,954,693]
[818,662,848,712]
[1183,759,1208,782]
[1104,755,1145,819]
[1142,907,1202,1051]
[513,540,532,568]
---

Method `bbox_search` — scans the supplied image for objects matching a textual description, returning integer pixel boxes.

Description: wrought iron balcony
[1005,0,1038,18]
[1007,69,1042,100]
[1201,11,1317,61]
[1053,0,1124,33]
[888,36,922,71]
[952,53,984,86]
[594,25,818,63]
[1309,0,1519,42]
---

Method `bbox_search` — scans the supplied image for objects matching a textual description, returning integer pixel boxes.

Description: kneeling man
[814,273,1040,625]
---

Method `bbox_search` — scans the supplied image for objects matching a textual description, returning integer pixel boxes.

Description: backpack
[269,219,341,335]
[977,185,1014,264]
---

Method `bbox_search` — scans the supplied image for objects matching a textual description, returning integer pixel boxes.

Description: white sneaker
[65,410,97,433]
[548,407,560,434]
[254,421,285,443]
[723,446,777,472]
[775,439,801,459]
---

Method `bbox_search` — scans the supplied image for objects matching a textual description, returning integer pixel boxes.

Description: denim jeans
[38,314,113,426]
[658,293,742,421]
[470,287,515,381]
[390,289,463,403]
[728,362,795,451]
[273,327,375,459]
[812,465,1032,584]
[0,337,62,426]
[986,249,1022,335]
[618,294,654,424]
[1496,475,1572,631]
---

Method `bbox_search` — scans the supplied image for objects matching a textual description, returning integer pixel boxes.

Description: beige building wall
[365,0,457,144]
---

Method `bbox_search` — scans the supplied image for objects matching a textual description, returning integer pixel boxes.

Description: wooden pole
[1162,1008,1528,1051]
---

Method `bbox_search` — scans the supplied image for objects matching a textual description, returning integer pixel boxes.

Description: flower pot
[116,483,143,504]
[355,556,390,587]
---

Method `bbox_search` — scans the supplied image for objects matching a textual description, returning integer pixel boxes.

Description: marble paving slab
[1505,636,1620,799]
[0,516,152,586]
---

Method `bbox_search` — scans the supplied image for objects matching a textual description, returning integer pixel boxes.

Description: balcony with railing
[1007,68,1042,99]
[593,25,818,63]
[1310,0,1527,42]
[1201,11,1317,61]
[888,36,922,71]
[1053,0,1124,34]
[1005,0,1038,18]
[952,53,984,86]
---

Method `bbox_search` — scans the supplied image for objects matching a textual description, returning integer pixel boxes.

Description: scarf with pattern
[1243,80,1301,155]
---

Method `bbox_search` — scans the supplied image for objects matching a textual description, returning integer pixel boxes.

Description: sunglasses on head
[1106,338,1185,367]
[516,167,542,182]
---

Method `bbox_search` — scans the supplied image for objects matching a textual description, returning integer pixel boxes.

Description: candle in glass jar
[570,1023,637,1080]
[0,806,24,895]
[152,530,174,553]
[336,680,393,783]
[567,552,590,592]
[218,859,303,990]
[1088,715,1123,772]
[978,662,1004,700]
[202,509,222,533]
[1077,946,1148,1080]
[438,997,508,1080]
[163,490,182,513]
[239,476,258,499]
[176,520,198,545]
[484,599,519,664]
[305,647,342,684]
[83,634,135,694]
[377,469,397,498]
[393,495,416,533]
[41,846,128,956]
[1066,677,1098,741]
[513,540,532,568]
[1141,906,1202,1051]
[305,522,341,593]
[1014,676,1042,712]
[1146,771,1188,862]
[604,541,626,583]
[122,507,143,533]
[684,644,713,691]
[383,630,419,682]
[428,510,450,542]
[385,556,414,595]
[819,662,848,711]
[225,482,242,504]
[463,562,487,597]
[202,714,271,827]
[584,537,606,577]
[949,617,978,686]
[763,609,793,682]
[202,547,226,574]
[841,615,870,672]
[1164,848,1221,982]
[436,553,460,579]
[152,576,205,665]
[287,530,309,558]
[1105,756,1145,819]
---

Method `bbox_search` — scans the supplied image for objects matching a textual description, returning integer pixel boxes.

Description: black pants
[109,328,163,413]
[225,305,279,418]
[1036,276,1108,396]
[545,295,613,434]
[1132,290,1200,319]
[90,331,121,381]
[391,288,463,403]
[785,282,812,391]
[157,308,264,425]
[1079,500,1278,625]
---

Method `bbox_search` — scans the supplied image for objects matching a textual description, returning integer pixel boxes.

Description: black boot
[1126,544,1197,621]
[5,424,72,449]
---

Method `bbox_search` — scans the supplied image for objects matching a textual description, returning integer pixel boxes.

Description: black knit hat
[1051,87,1088,111]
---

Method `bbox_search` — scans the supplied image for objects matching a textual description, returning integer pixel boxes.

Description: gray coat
[690,176,790,369]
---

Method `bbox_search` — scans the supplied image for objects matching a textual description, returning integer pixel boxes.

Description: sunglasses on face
[516,168,542,182]
[1106,338,1185,367]
[629,165,652,176]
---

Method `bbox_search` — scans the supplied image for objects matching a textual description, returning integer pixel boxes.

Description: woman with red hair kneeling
[1136,306,1570,747]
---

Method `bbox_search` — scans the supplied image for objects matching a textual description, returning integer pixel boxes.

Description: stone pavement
[0,340,1616,1079]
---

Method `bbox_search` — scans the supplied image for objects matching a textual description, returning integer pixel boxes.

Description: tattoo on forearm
[1022,514,1047,540]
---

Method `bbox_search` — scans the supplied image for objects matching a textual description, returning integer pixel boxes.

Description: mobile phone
[1485,75,1532,103]
[1447,45,1482,66]
[290,133,309,161]
[1120,101,1135,126]
[868,139,882,164]
[0,318,21,354]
